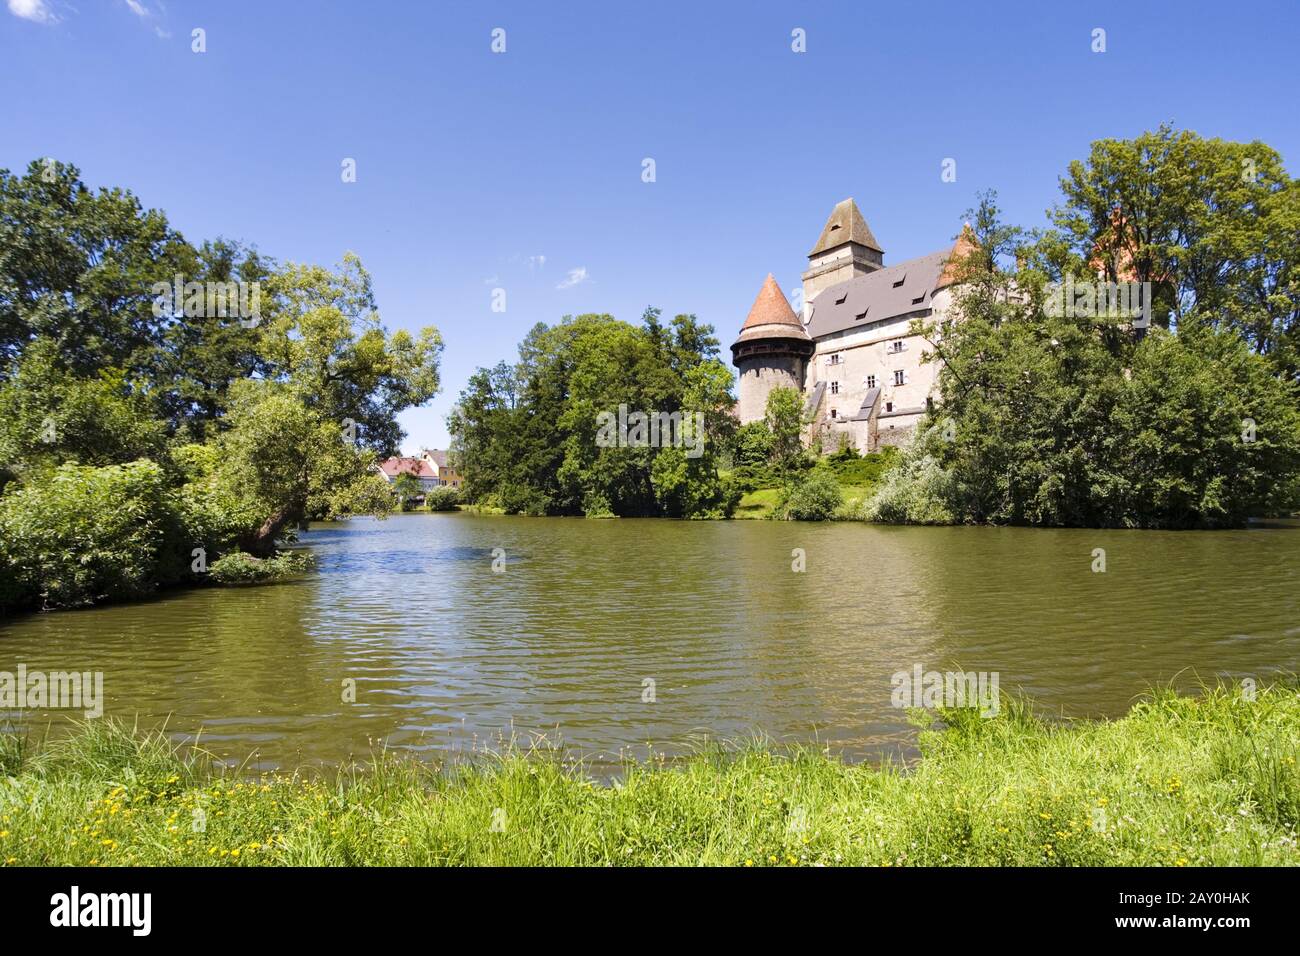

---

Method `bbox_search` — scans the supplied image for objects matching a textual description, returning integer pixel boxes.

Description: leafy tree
[390,472,423,511]
[449,309,737,517]
[900,189,1300,528]
[1043,125,1300,374]
[764,386,805,474]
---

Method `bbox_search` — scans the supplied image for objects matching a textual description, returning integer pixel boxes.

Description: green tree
[390,472,423,511]
[764,386,805,475]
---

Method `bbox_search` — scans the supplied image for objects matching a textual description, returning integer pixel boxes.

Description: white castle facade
[731,199,971,453]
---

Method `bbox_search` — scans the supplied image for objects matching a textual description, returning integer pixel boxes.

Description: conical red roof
[935,223,979,290]
[740,274,803,331]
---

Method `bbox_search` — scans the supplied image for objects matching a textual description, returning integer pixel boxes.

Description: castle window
[830,408,838,419]
[885,401,894,413]
[830,381,840,395]
[865,374,876,389]
[827,353,842,366]
[888,340,905,353]
[893,369,906,386]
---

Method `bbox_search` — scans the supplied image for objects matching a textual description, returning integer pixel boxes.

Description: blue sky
[3,0,1298,451]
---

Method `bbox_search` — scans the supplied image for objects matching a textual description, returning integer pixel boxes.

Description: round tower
[730,274,813,425]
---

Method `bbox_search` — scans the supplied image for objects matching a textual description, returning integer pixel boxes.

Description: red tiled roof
[935,224,979,291]
[740,274,804,332]
[378,457,435,478]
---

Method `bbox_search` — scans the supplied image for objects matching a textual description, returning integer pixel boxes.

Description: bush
[829,447,899,486]
[780,469,843,521]
[0,460,198,611]
[207,549,315,585]
[425,486,461,512]
[861,428,958,524]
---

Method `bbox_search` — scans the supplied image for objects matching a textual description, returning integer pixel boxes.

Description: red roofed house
[376,456,439,494]
[419,449,463,489]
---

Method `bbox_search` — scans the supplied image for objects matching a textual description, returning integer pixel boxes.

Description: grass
[1,684,1296,866]
[735,487,782,519]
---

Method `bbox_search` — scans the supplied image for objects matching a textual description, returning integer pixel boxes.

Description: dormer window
[834,290,848,305]
[855,308,868,321]
[911,294,925,305]
[892,274,906,288]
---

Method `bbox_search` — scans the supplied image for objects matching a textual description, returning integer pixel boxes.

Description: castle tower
[730,274,814,425]
[801,198,884,308]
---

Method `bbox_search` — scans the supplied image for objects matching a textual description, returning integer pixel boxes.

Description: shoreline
[2,685,1295,866]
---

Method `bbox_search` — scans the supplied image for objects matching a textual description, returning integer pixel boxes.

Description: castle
[731,199,973,453]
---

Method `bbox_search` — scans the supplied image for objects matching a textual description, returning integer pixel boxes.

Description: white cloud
[526,255,546,270]
[7,0,59,24]
[119,0,170,37]
[556,266,589,290]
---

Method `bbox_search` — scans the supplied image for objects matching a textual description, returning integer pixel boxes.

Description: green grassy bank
[1,685,1296,866]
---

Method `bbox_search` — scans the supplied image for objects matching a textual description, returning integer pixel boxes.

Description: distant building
[375,449,463,492]
[732,198,974,453]
[376,456,438,493]
[419,449,463,489]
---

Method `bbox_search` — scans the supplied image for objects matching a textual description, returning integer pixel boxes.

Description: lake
[2,514,1298,770]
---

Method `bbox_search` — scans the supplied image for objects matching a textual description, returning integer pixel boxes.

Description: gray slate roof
[805,247,950,340]
[850,387,881,421]
[809,199,883,256]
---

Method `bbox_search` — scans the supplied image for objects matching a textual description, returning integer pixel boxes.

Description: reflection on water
[2,514,1297,770]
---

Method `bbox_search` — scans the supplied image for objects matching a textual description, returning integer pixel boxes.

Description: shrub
[0,460,197,611]
[208,549,315,585]
[830,446,900,486]
[861,428,957,525]
[780,468,843,521]
[425,486,461,512]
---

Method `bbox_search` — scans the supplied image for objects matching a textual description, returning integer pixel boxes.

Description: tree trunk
[240,506,296,557]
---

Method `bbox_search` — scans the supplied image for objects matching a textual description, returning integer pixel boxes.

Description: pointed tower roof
[740,274,803,331]
[809,198,883,257]
[732,274,811,348]
[935,223,979,290]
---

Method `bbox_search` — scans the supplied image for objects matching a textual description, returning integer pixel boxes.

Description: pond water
[2,514,1297,770]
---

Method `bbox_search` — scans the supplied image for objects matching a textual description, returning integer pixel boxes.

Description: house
[376,456,439,493]
[732,198,975,453]
[419,449,463,489]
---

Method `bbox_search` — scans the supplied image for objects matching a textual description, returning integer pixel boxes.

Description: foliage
[906,188,1300,528]
[0,160,443,605]
[763,386,805,475]
[1041,124,1300,376]
[2,683,1296,865]
[778,467,843,520]
[0,460,199,611]
[828,446,899,486]
[207,549,315,585]
[389,473,423,511]
[859,426,959,525]
[425,486,460,512]
[448,309,737,517]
